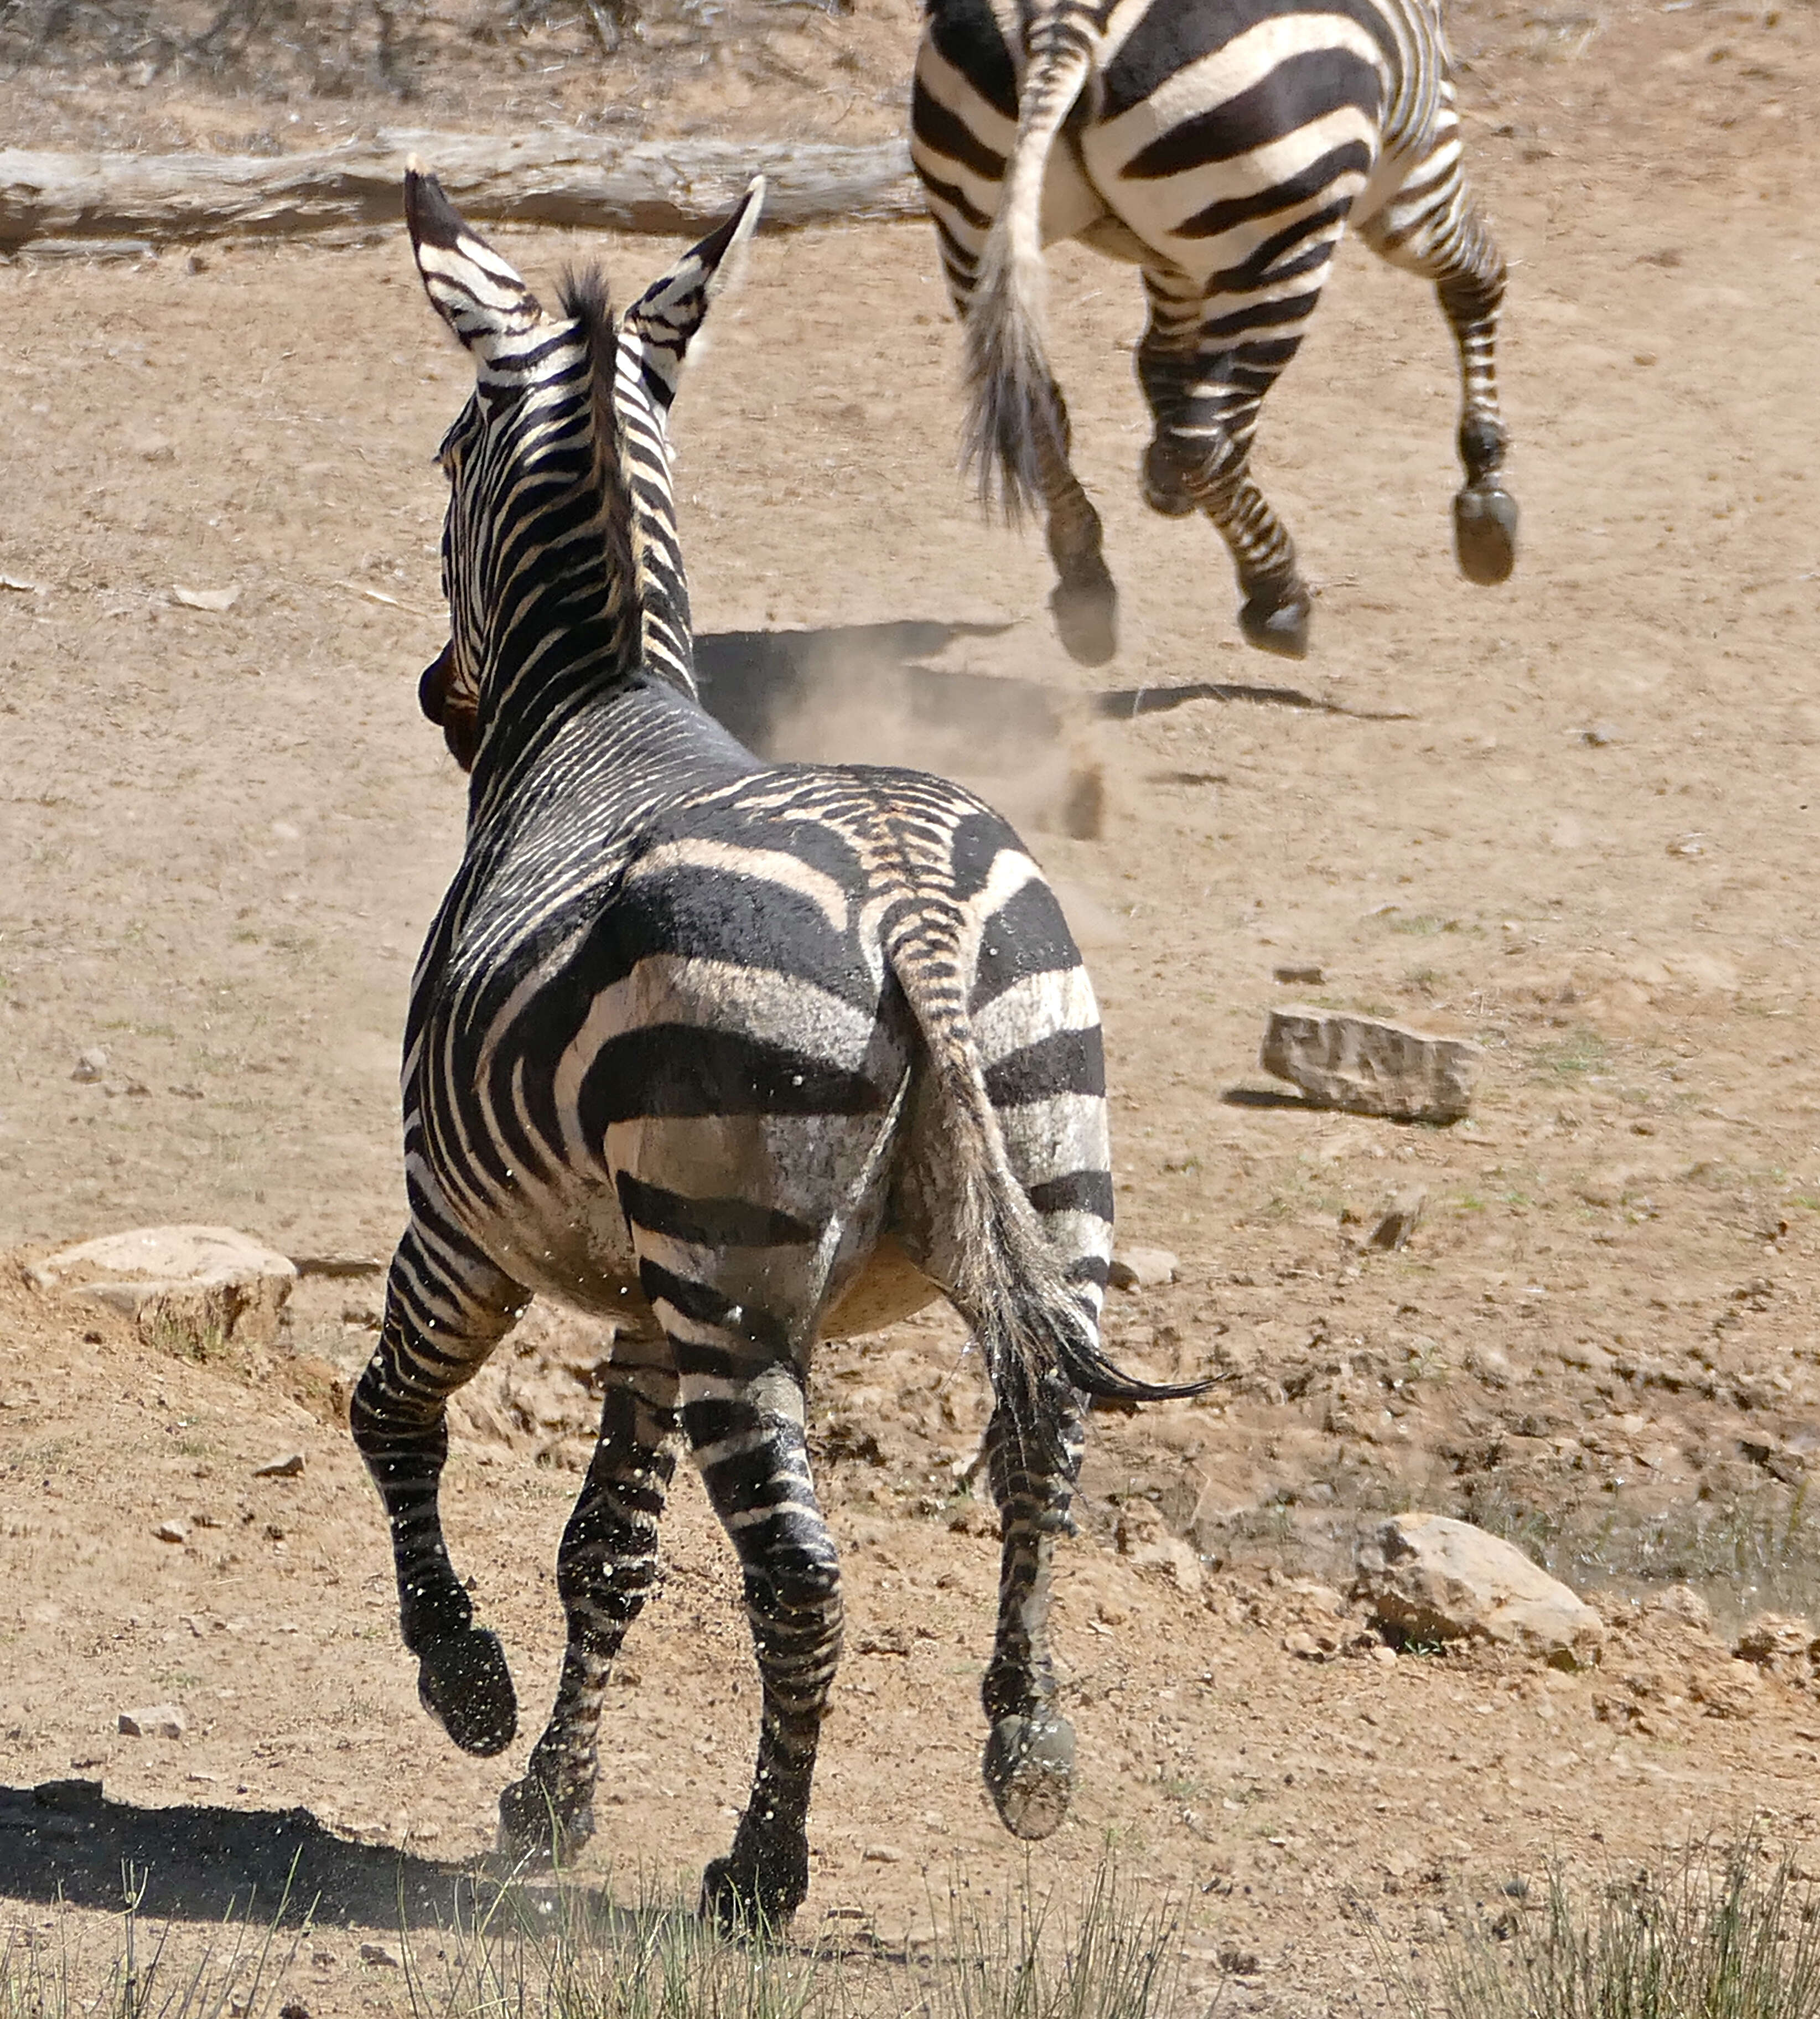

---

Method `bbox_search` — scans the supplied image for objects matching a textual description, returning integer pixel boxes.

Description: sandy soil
[3,0,1820,2010]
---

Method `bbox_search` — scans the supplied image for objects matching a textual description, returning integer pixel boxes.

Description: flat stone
[1108,1246,1179,1291]
[152,1519,190,1545]
[29,1225,297,1351]
[1261,1008,1482,1123]
[1355,1512,1603,1669]
[71,1047,110,1083]
[252,1452,305,1479]
[862,1844,906,1864]
[118,1704,186,1739]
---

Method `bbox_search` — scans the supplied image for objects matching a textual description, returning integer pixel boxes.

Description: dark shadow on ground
[1219,1086,1331,1111]
[0,1778,475,1927]
[1095,681,1414,723]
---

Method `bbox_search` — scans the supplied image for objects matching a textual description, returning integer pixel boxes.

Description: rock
[152,1519,189,1545]
[292,1253,385,1279]
[1645,1584,1713,1632]
[1734,1612,1814,1669]
[71,1047,110,1083]
[252,1452,305,1479]
[1108,1246,1179,1291]
[1367,1187,1427,1252]
[1260,1008,1482,1123]
[1355,1513,1603,1668]
[1272,964,1326,986]
[1115,1502,1203,1594]
[28,1225,297,1351]
[358,1943,400,1968]
[862,1844,906,1864]
[118,1704,186,1738]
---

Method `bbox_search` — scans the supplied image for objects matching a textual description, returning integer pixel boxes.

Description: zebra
[910,0,1519,665]
[354,164,1207,1929]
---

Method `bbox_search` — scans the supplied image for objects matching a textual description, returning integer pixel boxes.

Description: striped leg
[917,165,1118,666]
[681,1350,839,1930]
[1356,148,1517,585]
[1135,258,1337,660]
[350,1216,526,1758]
[497,1323,680,1862]
[979,1384,1087,1836]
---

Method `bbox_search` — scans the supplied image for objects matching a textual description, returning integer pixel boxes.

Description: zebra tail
[961,23,1095,526]
[885,917,1209,1474]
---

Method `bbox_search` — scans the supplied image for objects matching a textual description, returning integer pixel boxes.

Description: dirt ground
[4,0,1820,2010]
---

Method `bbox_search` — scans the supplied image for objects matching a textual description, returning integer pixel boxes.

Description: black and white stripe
[352,165,1201,1929]
[912,0,1519,665]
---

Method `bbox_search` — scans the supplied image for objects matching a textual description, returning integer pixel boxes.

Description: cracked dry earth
[3,0,1820,2007]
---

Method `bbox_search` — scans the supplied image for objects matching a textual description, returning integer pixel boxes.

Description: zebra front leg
[979,1388,1085,1839]
[350,1231,526,1758]
[498,1326,680,1863]
[685,1359,842,1931]
[1359,179,1517,586]
[1137,282,1316,660]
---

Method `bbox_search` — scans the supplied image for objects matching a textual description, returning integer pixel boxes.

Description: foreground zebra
[354,165,1204,1926]
[911,0,1519,664]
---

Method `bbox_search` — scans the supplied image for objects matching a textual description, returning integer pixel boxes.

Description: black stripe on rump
[984,1026,1106,1108]
[1027,1168,1116,1222]
[1123,49,1385,179]
[925,0,1019,119]
[617,1171,818,1250]
[1102,0,1396,118]
[968,875,1084,1013]
[912,76,1008,181]
[582,1026,888,1127]
[1175,139,1373,238]
[1208,199,1352,293]
[920,170,994,236]
[641,1260,792,1359]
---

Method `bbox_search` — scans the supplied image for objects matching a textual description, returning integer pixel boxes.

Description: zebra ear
[619,177,766,410]
[404,162,546,364]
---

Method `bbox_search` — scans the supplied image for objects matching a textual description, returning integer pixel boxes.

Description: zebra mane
[553,264,646,677]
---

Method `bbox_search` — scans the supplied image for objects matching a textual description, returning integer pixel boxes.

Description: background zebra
[355,164,1204,1928]
[911,0,1519,665]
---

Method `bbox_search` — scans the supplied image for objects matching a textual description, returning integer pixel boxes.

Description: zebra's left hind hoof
[700,1838,808,1937]
[1454,484,1519,584]
[497,1774,595,1865]
[983,1712,1075,1841]
[1238,588,1310,660]
[1050,577,1118,666]
[1140,440,1197,519]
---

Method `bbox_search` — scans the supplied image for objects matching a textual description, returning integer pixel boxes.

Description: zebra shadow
[0,1778,910,1966]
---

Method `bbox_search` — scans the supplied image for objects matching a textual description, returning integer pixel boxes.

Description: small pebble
[862,1844,906,1865]
[153,1519,190,1545]
[1108,1246,1179,1291]
[252,1452,305,1479]
[359,1943,400,1969]
[70,1047,110,1083]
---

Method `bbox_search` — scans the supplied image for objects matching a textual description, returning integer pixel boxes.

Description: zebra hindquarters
[351,1212,530,1760]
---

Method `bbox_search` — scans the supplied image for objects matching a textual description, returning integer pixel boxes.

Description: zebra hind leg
[350,1234,526,1758]
[1034,383,1120,667]
[497,1326,680,1863]
[1359,185,1517,586]
[685,1359,842,1930]
[979,1388,1086,1839]
[1136,279,1316,661]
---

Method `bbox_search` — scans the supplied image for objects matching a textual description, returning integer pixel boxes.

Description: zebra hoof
[416,1627,517,1757]
[700,1839,808,1936]
[1238,589,1310,660]
[1140,440,1197,519]
[1049,578,1118,666]
[1454,484,1518,584]
[497,1775,594,1863]
[983,1712,1075,1840]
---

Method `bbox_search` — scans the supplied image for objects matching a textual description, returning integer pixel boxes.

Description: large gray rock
[1261,1008,1481,1122]
[29,1225,297,1351]
[1355,1513,1603,1668]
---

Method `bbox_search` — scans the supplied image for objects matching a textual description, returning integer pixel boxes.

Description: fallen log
[0,128,921,250]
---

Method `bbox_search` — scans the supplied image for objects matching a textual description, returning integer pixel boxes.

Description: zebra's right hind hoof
[1238,587,1310,660]
[1140,440,1197,519]
[497,1774,594,1865]
[983,1712,1076,1840]
[1454,484,1519,584]
[1050,576,1118,666]
[416,1627,518,1757]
